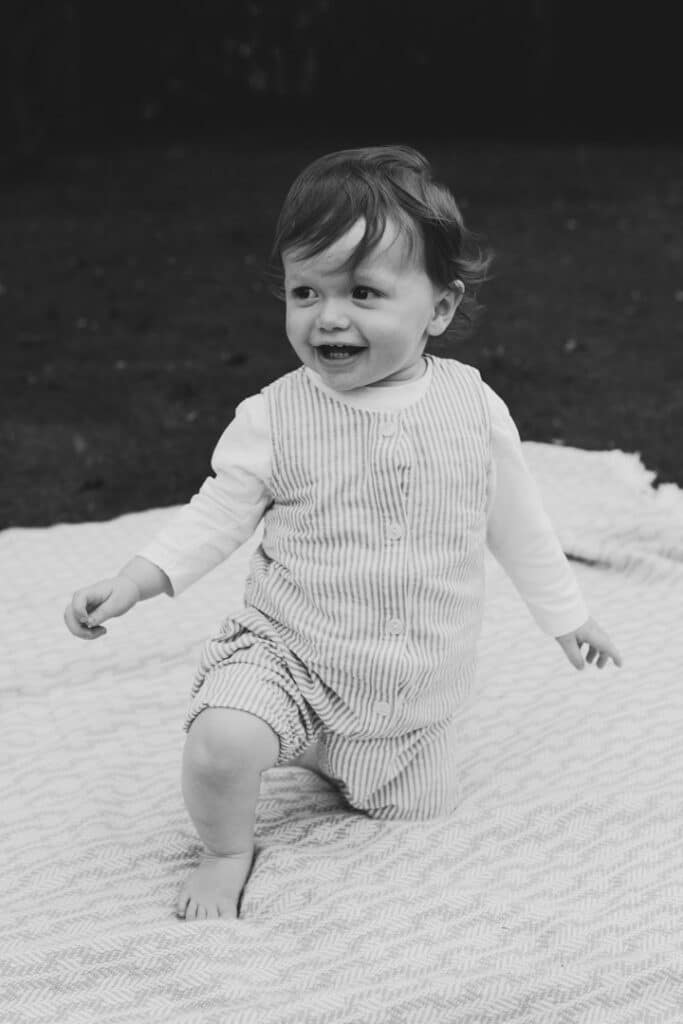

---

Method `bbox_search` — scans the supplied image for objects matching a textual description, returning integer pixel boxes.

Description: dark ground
[2,139,682,529]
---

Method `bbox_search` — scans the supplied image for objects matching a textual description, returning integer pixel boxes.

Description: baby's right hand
[64,575,141,640]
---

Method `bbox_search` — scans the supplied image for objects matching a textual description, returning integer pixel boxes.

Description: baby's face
[283,218,458,390]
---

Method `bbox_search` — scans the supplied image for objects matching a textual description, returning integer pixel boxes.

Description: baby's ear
[428,279,464,336]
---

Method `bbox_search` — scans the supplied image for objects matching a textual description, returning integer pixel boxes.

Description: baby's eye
[290,286,315,300]
[352,286,379,301]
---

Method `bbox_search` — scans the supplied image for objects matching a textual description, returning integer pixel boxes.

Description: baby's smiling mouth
[317,343,366,360]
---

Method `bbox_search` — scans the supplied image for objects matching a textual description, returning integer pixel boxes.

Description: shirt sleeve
[137,393,272,596]
[484,383,590,636]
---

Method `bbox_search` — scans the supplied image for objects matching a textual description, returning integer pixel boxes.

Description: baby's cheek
[284,309,300,343]
[285,308,307,339]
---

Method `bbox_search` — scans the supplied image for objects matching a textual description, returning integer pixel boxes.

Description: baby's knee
[185,707,280,778]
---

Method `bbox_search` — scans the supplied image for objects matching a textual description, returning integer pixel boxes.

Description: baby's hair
[268,144,493,342]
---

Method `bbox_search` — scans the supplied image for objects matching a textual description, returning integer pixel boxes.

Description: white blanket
[1,443,682,1023]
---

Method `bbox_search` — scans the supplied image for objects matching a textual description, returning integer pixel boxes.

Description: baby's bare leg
[177,707,279,921]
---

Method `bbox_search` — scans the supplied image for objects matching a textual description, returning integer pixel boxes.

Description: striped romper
[188,356,491,820]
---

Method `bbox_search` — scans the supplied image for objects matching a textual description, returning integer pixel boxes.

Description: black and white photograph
[1,2,682,1021]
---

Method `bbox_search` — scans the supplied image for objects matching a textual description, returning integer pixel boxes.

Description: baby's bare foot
[176,848,255,921]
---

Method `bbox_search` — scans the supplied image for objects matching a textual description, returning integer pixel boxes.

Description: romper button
[387,618,404,636]
[380,419,397,437]
[387,522,403,540]
[374,700,391,716]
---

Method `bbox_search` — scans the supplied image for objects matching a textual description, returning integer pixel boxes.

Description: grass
[1,138,682,528]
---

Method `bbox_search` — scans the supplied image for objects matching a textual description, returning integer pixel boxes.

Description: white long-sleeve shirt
[139,361,589,637]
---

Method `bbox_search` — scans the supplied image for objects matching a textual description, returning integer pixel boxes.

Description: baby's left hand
[556,616,623,671]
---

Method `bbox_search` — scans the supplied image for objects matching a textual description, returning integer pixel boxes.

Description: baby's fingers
[602,640,623,668]
[73,582,112,622]
[66,582,113,637]
[584,641,622,669]
[63,600,107,639]
[78,620,107,640]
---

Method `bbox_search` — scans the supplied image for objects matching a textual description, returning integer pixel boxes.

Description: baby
[65,145,622,921]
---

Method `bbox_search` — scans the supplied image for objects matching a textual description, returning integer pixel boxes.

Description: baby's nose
[316,300,350,330]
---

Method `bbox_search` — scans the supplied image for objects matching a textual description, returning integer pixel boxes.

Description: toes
[176,890,190,920]
[177,895,227,922]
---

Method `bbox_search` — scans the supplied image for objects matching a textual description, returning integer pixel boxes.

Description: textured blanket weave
[1,443,682,1023]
